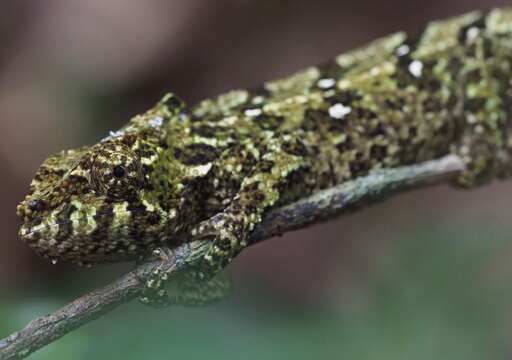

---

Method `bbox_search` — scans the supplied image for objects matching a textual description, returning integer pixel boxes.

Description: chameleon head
[17,94,188,265]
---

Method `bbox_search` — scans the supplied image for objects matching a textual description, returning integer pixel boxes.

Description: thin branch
[0,155,465,360]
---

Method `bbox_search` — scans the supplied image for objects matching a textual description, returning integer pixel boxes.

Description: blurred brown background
[1,1,512,359]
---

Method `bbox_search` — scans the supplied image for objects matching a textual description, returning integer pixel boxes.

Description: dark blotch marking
[54,204,78,242]
[28,199,44,212]
[368,122,387,137]
[317,59,346,80]
[121,134,137,147]
[191,125,218,138]
[392,36,423,88]
[127,201,147,214]
[147,212,161,226]
[336,135,354,153]
[327,90,362,106]
[254,114,284,131]
[254,159,275,174]
[392,37,433,88]
[282,138,308,157]
[349,152,371,177]
[91,204,115,243]
[458,12,488,44]
[370,144,388,160]
[423,98,443,112]
[465,97,487,113]
[165,94,185,111]
[385,98,405,111]
[174,143,220,166]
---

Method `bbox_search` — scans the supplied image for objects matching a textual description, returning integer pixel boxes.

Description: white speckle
[317,78,335,89]
[110,130,124,137]
[141,153,158,165]
[395,44,410,57]
[217,115,238,126]
[466,26,480,42]
[252,96,264,104]
[340,80,353,90]
[329,103,352,119]
[466,113,478,124]
[408,60,423,78]
[460,145,470,156]
[244,108,262,117]
[51,258,58,265]
[187,162,213,177]
[148,116,164,128]
[142,199,155,212]
[17,349,30,357]
[370,67,381,76]
[102,130,125,142]
[323,89,336,98]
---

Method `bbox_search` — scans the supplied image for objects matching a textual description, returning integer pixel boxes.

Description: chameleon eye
[112,165,126,179]
[90,144,143,200]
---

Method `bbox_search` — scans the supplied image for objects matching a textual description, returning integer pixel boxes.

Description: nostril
[27,199,44,212]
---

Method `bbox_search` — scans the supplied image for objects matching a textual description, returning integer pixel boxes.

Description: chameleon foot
[192,213,249,280]
[139,247,231,307]
[139,266,172,308]
[139,269,232,308]
[138,247,174,308]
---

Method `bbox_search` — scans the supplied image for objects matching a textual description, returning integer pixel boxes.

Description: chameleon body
[17,9,512,301]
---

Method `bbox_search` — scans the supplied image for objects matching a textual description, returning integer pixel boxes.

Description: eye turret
[90,143,143,200]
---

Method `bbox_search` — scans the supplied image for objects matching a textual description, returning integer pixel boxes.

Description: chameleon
[16,8,512,305]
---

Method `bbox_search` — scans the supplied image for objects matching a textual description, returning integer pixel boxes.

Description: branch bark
[0,155,465,360]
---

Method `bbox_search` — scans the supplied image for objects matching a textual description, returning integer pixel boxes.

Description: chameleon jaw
[18,219,144,265]
[17,195,141,265]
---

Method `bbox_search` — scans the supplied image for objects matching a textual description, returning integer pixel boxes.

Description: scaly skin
[17,9,512,278]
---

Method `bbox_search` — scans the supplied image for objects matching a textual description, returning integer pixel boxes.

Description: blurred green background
[1,1,512,359]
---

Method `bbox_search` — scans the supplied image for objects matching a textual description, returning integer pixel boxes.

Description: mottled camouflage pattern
[17,9,512,273]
